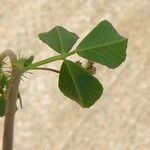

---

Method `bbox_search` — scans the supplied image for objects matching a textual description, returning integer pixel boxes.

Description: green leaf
[0,96,5,117]
[77,20,128,68]
[59,60,103,108]
[38,26,79,54]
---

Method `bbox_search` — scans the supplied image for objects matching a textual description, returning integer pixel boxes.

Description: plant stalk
[0,49,22,150]
[2,68,22,150]
[31,67,60,73]
[25,49,77,70]
[0,49,77,150]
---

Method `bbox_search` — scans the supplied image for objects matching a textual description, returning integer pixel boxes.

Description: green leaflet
[59,60,103,108]
[77,20,128,68]
[38,26,79,54]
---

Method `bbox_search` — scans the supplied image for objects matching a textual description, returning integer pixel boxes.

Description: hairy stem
[0,49,22,150]
[0,49,76,150]
[2,69,22,150]
[0,49,17,65]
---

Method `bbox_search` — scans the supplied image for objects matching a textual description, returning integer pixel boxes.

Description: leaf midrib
[65,61,84,107]
[56,26,65,54]
[77,38,128,52]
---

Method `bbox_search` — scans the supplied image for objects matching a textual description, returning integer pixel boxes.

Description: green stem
[25,49,77,71]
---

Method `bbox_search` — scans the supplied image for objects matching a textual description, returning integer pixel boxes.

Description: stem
[0,49,22,150]
[31,67,60,73]
[25,49,77,70]
[2,69,22,150]
[0,49,77,150]
[0,49,17,65]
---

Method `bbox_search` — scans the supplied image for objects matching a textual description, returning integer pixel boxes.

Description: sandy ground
[0,0,150,150]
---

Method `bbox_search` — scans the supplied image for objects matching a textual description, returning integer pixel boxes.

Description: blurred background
[0,0,150,149]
